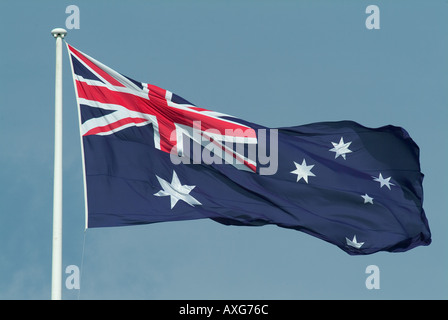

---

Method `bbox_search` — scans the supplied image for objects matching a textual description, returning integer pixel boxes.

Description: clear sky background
[0,0,447,300]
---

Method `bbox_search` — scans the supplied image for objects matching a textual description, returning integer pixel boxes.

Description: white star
[329,137,352,160]
[372,173,395,190]
[154,170,202,209]
[361,193,374,204]
[346,235,364,249]
[291,159,316,183]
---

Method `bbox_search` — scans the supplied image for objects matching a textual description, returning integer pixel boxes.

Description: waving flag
[67,44,431,255]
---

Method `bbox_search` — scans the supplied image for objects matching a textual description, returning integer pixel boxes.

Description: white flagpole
[51,27,67,300]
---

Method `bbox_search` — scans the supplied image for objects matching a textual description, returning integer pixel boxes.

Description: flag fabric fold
[67,43,431,255]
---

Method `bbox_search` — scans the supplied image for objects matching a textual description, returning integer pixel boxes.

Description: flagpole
[51,27,67,300]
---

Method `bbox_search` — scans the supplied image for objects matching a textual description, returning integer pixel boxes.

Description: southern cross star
[373,173,395,190]
[291,159,316,183]
[361,194,374,204]
[154,170,202,209]
[346,235,364,249]
[329,137,352,160]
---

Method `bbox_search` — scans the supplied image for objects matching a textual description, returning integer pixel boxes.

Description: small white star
[329,137,352,160]
[154,170,202,209]
[361,194,374,204]
[291,159,316,183]
[346,235,364,249]
[373,173,395,190]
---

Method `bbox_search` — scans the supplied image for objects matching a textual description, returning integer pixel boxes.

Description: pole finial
[51,28,67,39]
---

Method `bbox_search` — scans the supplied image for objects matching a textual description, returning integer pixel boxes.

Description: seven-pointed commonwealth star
[329,137,352,160]
[291,159,316,183]
[154,170,202,209]
[373,173,395,190]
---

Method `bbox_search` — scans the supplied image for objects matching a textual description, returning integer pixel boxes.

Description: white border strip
[66,42,90,230]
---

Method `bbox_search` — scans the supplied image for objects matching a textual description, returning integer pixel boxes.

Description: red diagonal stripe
[85,117,149,136]
[68,45,125,87]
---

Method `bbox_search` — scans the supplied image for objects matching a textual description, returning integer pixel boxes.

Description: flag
[67,44,431,255]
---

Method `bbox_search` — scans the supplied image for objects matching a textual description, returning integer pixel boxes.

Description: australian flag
[67,44,431,255]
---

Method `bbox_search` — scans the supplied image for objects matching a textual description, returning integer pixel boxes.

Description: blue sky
[0,0,447,299]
